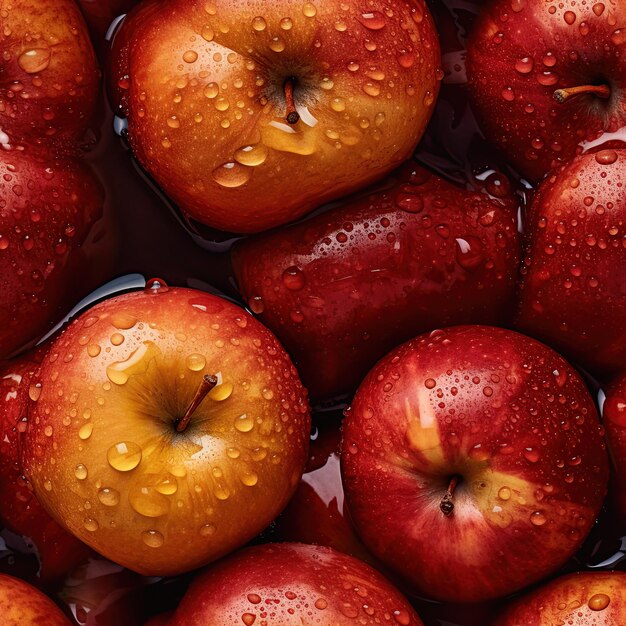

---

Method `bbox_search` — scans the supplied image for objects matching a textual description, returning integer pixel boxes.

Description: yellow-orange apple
[0,573,71,625]
[109,0,441,233]
[23,281,310,576]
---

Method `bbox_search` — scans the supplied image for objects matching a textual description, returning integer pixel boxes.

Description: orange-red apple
[170,543,424,625]
[0,573,71,625]
[109,0,441,233]
[603,372,626,526]
[23,282,310,576]
[342,325,609,602]
[493,571,626,626]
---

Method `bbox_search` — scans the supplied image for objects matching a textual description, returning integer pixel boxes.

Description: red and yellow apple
[341,325,609,602]
[0,573,71,625]
[515,150,626,376]
[493,571,626,626]
[467,0,626,182]
[0,355,92,582]
[109,0,441,233]
[23,282,310,576]
[170,543,424,625]
[233,163,520,399]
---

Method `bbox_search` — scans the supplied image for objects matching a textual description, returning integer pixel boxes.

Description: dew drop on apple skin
[235,413,254,433]
[199,523,216,536]
[212,161,252,188]
[358,11,386,30]
[74,464,88,480]
[234,144,268,167]
[155,477,178,495]
[588,593,610,611]
[241,614,256,626]
[84,518,99,532]
[129,486,170,517]
[78,423,93,440]
[17,47,51,74]
[142,530,164,548]
[107,441,142,472]
[186,353,206,372]
[98,488,120,506]
[530,511,547,526]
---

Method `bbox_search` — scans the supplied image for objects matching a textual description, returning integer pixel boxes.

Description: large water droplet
[142,530,164,547]
[107,441,142,471]
[212,162,252,188]
[98,487,120,506]
[18,48,51,74]
[358,11,386,29]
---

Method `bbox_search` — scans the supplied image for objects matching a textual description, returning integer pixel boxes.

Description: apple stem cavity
[553,84,610,104]
[175,374,218,433]
[440,475,460,517]
[284,77,300,125]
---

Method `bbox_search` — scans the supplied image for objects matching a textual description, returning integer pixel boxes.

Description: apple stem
[284,78,300,125]
[175,374,218,433]
[440,475,459,517]
[553,84,610,104]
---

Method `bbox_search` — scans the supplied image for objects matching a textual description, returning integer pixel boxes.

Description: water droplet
[106,341,158,385]
[234,144,268,167]
[595,149,618,165]
[18,48,51,74]
[315,598,328,610]
[212,161,252,188]
[200,522,216,536]
[302,2,317,17]
[74,464,88,480]
[240,471,258,486]
[563,10,576,24]
[363,83,380,97]
[142,530,164,547]
[280,17,293,30]
[358,11,386,30]
[235,413,254,432]
[252,16,267,31]
[282,266,305,290]
[209,381,233,401]
[79,423,93,440]
[129,486,170,517]
[29,383,42,401]
[242,614,256,626]
[498,487,511,501]
[98,487,120,506]
[183,50,198,63]
[204,83,219,99]
[424,378,436,389]
[523,448,540,463]
[530,511,547,526]
[155,477,178,495]
[84,518,99,532]
[186,353,206,372]
[515,57,534,74]
[269,37,285,52]
[455,236,485,270]
[588,593,610,611]
[393,610,411,625]
[248,594,262,605]
[107,441,142,472]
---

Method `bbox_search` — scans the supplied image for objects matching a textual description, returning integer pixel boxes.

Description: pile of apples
[0,0,625,624]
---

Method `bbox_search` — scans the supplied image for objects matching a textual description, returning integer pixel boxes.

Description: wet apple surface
[0,0,625,624]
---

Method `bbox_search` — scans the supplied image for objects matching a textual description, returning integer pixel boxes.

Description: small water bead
[563,11,576,25]
[183,50,198,63]
[84,518,99,532]
[282,266,306,290]
[252,16,266,31]
[18,48,51,74]
[588,593,610,611]
[593,3,605,16]
[392,610,411,625]
[302,2,317,17]
[29,383,42,401]
[234,144,268,167]
[424,378,436,389]
[204,83,219,99]
[201,26,214,41]
[269,37,285,52]
[242,615,256,626]
[248,593,262,605]
[280,17,293,30]
[235,413,254,432]
[74,464,88,480]
[142,530,164,548]
[200,523,216,536]
[79,423,93,440]
[98,488,120,506]
[358,11,386,30]
[107,441,142,471]
[186,353,206,371]
[110,333,124,346]
[330,97,346,112]
[397,51,415,68]
[212,162,252,188]
[363,83,380,97]
[498,487,511,501]
[240,471,259,486]
[315,598,328,610]
[515,57,534,74]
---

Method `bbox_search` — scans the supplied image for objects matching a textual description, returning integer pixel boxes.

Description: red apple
[144,613,173,626]
[23,282,310,576]
[0,150,110,359]
[109,0,441,233]
[233,163,520,400]
[0,573,71,625]
[493,571,626,625]
[602,372,626,525]
[77,1,140,46]
[273,419,379,566]
[466,0,626,182]
[170,543,424,625]
[0,355,92,582]
[515,150,626,377]
[341,325,609,602]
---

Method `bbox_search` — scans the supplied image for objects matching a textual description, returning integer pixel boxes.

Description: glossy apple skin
[0,150,108,359]
[341,325,609,603]
[466,0,626,183]
[0,573,71,625]
[0,0,110,359]
[0,356,92,582]
[233,164,520,400]
[23,285,310,576]
[109,0,441,233]
[603,373,626,525]
[493,571,626,626]
[0,0,100,148]
[77,1,140,45]
[515,150,626,377]
[170,543,424,625]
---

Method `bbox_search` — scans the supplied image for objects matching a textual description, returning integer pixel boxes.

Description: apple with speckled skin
[233,163,519,400]
[23,282,310,576]
[467,0,626,182]
[341,325,609,603]
[170,543,424,625]
[493,571,626,626]
[0,355,92,582]
[0,574,71,625]
[603,372,626,526]
[515,150,626,377]
[109,0,441,233]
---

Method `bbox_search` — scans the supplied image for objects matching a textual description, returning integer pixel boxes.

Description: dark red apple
[341,325,609,602]
[170,543,424,625]
[0,355,92,582]
[493,571,626,625]
[515,150,626,377]
[466,0,626,182]
[603,372,626,525]
[109,0,441,233]
[233,163,520,400]
[0,573,71,625]
[23,283,310,576]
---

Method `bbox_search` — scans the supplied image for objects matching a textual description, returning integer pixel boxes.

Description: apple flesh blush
[341,325,609,602]
[23,282,311,576]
